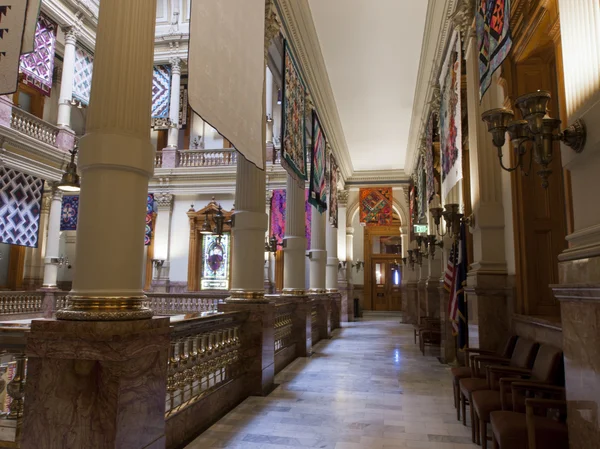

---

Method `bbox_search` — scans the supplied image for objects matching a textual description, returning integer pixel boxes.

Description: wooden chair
[471,344,563,448]
[413,317,440,344]
[458,338,538,443]
[451,336,519,420]
[490,383,568,449]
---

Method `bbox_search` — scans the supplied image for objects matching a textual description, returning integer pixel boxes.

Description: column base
[56,297,153,321]
[282,288,306,296]
[227,290,269,303]
[308,288,327,294]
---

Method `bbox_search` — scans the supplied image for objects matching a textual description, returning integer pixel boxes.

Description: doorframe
[364,225,401,310]
[370,255,403,311]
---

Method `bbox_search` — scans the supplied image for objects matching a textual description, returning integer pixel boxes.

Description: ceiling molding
[274,0,353,181]
[346,169,409,187]
[405,0,458,175]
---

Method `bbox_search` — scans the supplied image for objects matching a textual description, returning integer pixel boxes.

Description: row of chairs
[413,317,441,355]
[450,336,569,449]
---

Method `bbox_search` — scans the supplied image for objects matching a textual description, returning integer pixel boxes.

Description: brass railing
[10,108,58,146]
[0,292,44,316]
[165,312,243,417]
[144,293,224,315]
[274,304,294,353]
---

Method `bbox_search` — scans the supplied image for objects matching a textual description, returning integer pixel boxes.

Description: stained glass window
[201,234,230,290]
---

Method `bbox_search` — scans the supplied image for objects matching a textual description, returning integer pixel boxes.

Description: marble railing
[144,293,223,315]
[155,150,163,168]
[10,108,59,146]
[274,303,294,353]
[179,149,237,167]
[0,292,44,316]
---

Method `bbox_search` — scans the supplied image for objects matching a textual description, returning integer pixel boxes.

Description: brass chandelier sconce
[429,203,464,241]
[265,235,281,253]
[199,204,231,242]
[415,234,441,259]
[481,90,586,189]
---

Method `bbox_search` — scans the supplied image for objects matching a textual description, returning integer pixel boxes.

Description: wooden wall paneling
[7,245,26,290]
[364,225,401,311]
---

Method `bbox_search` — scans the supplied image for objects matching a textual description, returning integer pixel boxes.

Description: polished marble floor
[186,313,477,449]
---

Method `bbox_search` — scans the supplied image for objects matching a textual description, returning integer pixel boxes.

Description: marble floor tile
[185,314,478,449]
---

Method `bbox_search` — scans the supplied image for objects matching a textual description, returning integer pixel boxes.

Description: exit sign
[414,224,428,234]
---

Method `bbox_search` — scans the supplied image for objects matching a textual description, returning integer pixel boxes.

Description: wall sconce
[481,90,586,188]
[427,234,441,258]
[401,257,407,266]
[152,259,165,269]
[352,260,364,272]
[414,248,423,266]
[199,204,232,242]
[338,260,347,272]
[265,236,281,253]
[407,250,415,270]
[266,114,273,123]
[50,255,71,269]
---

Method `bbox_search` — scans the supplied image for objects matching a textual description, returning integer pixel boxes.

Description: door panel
[373,261,387,311]
[371,259,403,311]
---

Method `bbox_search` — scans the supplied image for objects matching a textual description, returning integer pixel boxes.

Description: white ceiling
[308,0,428,172]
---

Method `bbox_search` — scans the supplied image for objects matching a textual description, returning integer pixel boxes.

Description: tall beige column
[57,0,158,320]
[57,27,78,129]
[346,226,354,283]
[309,205,327,292]
[41,188,63,288]
[283,176,306,293]
[23,190,51,287]
[552,2,600,447]
[326,212,338,291]
[230,155,268,298]
[152,193,174,287]
[166,57,181,149]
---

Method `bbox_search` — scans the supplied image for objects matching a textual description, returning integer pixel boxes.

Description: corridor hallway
[186,314,477,449]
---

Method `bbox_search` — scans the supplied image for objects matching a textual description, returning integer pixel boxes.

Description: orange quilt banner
[359,187,393,226]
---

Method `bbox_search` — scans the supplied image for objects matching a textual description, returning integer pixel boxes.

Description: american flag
[449,223,468,341]
[444,241,457,292]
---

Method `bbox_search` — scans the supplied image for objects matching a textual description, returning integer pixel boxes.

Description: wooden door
[371,258,403,311]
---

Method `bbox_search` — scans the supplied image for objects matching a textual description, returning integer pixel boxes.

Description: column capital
[154,192,174,210]
[63,25,81,46]
[264,0,282,55]
[41,191,52,213]
[51,187,64,202]
[338,189,349,207]
[346,226,354,235]
[170,57,182,75]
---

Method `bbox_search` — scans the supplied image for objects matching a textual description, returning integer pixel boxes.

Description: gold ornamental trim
[308,288,327,295]
[282,288,306,296]
[326,288,339,293]
[56,295,153,321]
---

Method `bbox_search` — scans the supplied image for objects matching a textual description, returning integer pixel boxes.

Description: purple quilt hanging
[60,195,79,231]
[145,194,156,245]
[19,14,57,96]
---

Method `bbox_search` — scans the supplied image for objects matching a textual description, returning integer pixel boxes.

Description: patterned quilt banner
[145,194,156,246]
[329,153,338,228]
[425,113,435,203]
[0,3,28,95]
[282,40,307,182]
[305,189,311,250]
[417,156,426,222]
[477,0,512,100]
[270,189,286,245]
[152,65,171,119]
[308,111,327,213]
[19,14,57,96]
[439,30,463,200]
[0,167,44,248]
[72,46,94,105]
[60,195,79,231]
[359,187,393,226]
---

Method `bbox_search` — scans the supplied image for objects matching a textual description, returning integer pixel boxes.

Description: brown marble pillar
[289,295,312,357]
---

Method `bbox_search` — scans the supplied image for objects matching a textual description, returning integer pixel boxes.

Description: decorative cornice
[274,0,352,181]
[346,169,409,187]
[405,0,458,174]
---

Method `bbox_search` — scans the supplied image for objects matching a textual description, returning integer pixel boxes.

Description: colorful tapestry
[477,0,512,100]
[309,111,327,212]
[19,14,57,96]
[305,189,312,250]
[145,194,156,246]
[179,84,188,128]
[359,187,393,226]
[60,195,79,231]
[281,40,307,182]
[425,113,436,203]
[0,167,44,248]
[416,156,426,222]
[409,180,416,242]
[329,153,338,228]
[270,189,286,245]
[152,65,171,119]
[439,29,462,200]
[72,46,94,105]
[0,3,28,95]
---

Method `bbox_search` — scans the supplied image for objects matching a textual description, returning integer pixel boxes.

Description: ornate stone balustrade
[178,149,237,167]
[144,293,223,315]
[274,303,294,353]
[155,150,163,168]
[10,108,59,146]
[0,292,44,316]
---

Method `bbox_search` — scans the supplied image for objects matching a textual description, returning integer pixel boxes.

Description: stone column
[417,248,429,322]
[22,1,171,449]
[326,214,338,291]
[166,57,181,149]
[337,190,351,320]
[283,176,306,293]
[265,66,274,144]
[309,206,327,292]
[56,27,78,129]
[439,233,456,363]
[426,241,443,318]
[23,190,51,288]
[41,188,63,288]
[552,2,600,447]
[464,29,509,352]
[152,193,174,291]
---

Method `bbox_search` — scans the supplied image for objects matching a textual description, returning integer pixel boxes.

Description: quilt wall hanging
[19,13,57,96]
[439,29,463,200]
[72,46,93,105]
[60,195,79,231]
[0,3,28,95]
[305,189,312,250]
[281,40,307,183]
[308,110,327,213]
[477,0,512,100]
[425,113,436,203]
[0,167,44,248]
[329,153,338,228]
[152,65,171,119]
[145,194,156,246]
[179,84,188,128]
[359,187,393,226]
[270,189,286,245]
[416,155,427,222]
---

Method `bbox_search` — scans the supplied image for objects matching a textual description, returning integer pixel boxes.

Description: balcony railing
[144,293,224,315]
[10,108,59,146]
[154,147,282,169]
[0,292,44,316]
